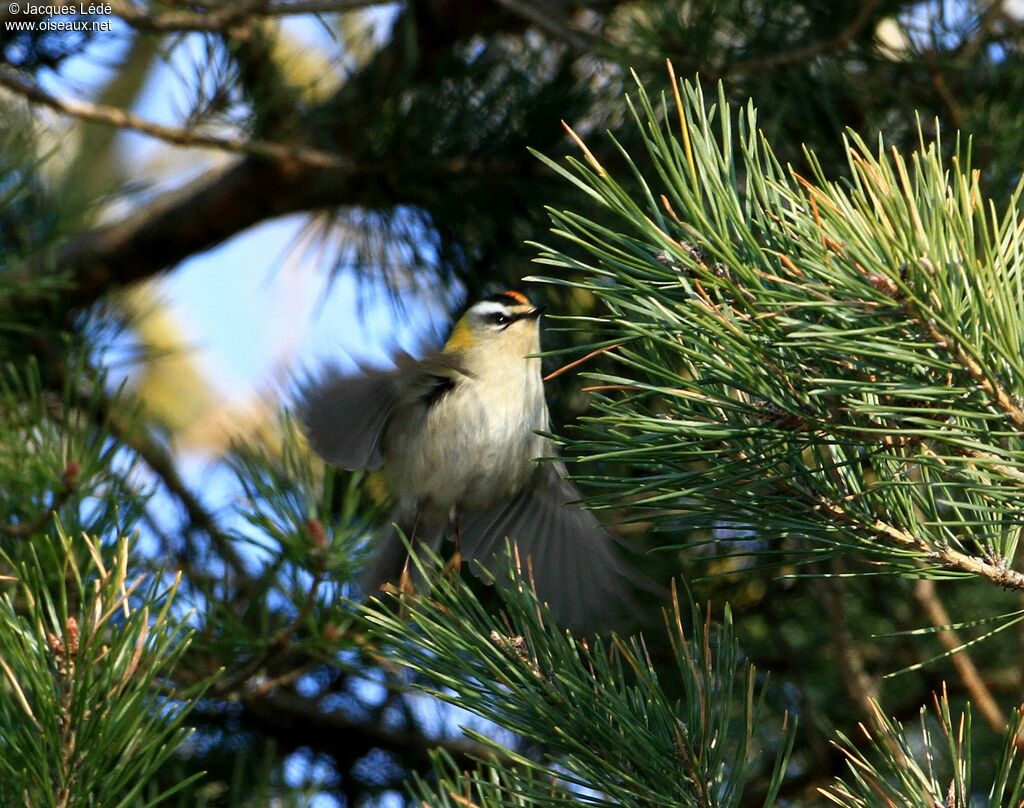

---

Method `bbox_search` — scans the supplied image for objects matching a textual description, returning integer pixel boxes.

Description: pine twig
[0,67,354,170]
[816,496,1024,592]
[543,342,623,382]
[890,257,1024,429]
[722,0,880,75]
[108,0,386,31]
[815,569,880,725]
[48,617,81,808]
[912,578,1007,734]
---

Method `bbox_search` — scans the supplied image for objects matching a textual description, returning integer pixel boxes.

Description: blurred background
[4,1,1024,804]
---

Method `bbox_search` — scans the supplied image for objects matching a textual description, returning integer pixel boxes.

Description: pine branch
[819,496,1024,591]
[108,0,388,31]
[363,563,795,807]
[912,578,1007,734]
[0,66,354,170]
[533,74,1024,605]
[825,685,1024,805]
[3,0,569,316]
[0,532,204,806]
[238,689,499,774]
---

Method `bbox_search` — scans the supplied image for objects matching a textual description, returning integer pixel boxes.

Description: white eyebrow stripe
[469,301,512,316]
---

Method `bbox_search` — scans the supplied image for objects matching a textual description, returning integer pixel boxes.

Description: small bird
[299,290,639,631]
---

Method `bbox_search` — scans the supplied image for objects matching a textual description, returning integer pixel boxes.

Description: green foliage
[198,418,377,668]
[8,3,1024,804]
[0,104,52,266]
[363,556,794,806]
[0,107,72,358]
[230,414,372,585]
[0,529,201,807]
[0,360,144,570]
[825,688,1024,806]
[533,76,1024,585]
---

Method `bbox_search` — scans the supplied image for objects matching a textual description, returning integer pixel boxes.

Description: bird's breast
[383,363,546,513]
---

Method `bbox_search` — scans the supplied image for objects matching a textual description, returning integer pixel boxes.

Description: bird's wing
[406,352,474,410]
[298,363,403,469]
[460,457,645,633]
[298,353,471,470]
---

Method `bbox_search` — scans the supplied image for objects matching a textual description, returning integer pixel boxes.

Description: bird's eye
[489,312,510,326]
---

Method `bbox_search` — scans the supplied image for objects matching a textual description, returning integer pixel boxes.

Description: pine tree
[4,2,1024,806]
[523,72,1024,804]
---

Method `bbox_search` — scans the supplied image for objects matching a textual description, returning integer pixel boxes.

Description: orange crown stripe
[502,290,529,304]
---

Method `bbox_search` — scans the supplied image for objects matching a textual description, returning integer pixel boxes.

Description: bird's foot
[443,547,463,578]
[398,557,416,597]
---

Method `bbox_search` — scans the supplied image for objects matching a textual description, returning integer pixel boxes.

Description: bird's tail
[459,463,657,634]
[360,508,447,597]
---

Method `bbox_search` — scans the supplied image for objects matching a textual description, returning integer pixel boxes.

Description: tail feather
[460,461,647,633]
[361,508,447,596]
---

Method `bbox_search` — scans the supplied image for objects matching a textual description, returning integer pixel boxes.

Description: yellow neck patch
[444,317,474,352]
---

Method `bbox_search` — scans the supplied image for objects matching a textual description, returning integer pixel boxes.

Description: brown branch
[492,0,599,50]
[814,565,881,728]
[239,689,507,772]
[0,477,74,538]
[2,0,552,317]
[52,159,342,313]
[912,578,1007,734]
[108,0,389,31]
[30,149,532,316]
[0,67,354,171]
[722,0,880,75]
[815,495,1024,591]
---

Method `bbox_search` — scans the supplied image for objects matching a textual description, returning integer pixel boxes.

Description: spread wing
[297,353,470,470]
[298,364,403,469]
[460,458,644,633]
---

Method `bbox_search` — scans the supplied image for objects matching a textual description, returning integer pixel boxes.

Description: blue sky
[157,212,452,402]
[54,10,451,410]
[50,19,481,804]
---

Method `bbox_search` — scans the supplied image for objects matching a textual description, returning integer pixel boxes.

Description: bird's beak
[524,306,545,320]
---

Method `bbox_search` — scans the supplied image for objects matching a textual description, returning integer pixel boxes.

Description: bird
[298,290,640,631]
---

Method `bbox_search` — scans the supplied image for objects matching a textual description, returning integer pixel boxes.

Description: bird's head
[443,291,544,360]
